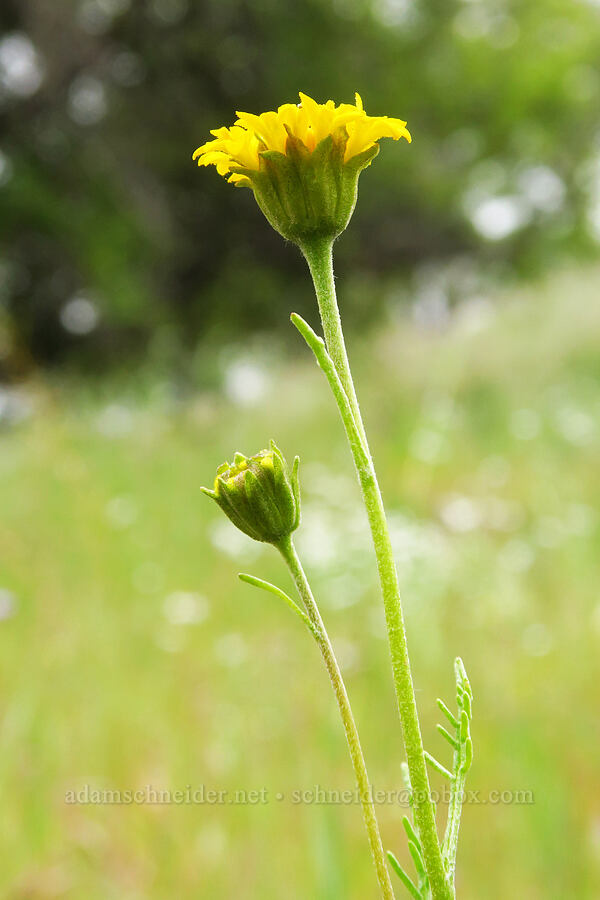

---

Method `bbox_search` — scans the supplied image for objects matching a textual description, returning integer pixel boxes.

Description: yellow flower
[193,92,411,186]
[192,92,411,245]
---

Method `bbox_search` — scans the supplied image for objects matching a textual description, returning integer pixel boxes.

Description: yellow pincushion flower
[193,92,411,245]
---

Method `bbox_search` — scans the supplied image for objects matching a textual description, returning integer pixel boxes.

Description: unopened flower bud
[202,441,300,545]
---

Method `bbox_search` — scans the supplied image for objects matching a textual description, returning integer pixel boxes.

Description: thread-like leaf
[424,750,452,780]
[402,815,422,851]
[455,657,473,698]
[461,737,473,773]
[437,698,459,729]
[460,709,470,743]
[462,691,472,719]
[238,573,318,636]
[408,840,426,880]
[437,724,459,751]
[290,312,367,462]
[441,657,475,883]
[387,851,421,899]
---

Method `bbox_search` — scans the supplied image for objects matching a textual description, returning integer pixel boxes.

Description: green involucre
[232,131,379,244]
[202,441,300,545]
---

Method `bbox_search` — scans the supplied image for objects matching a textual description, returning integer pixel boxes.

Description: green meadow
[1,266,599,899]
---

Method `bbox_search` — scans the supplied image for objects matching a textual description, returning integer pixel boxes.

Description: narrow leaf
[408,840,427,879]
[238,573,318,636]
[402,815,422,851]
[290,312,325,355]
[461,737,473,773]
[424,750,452,780]
[437,698,459,729]
[290,312,366,461]
[455,656,473,698]
[387,851,421,899]
[460,709,470,743]
[437,724,459,751]
[462,691,472,719]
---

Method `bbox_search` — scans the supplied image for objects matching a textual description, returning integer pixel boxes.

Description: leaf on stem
[455,657,473,699]
[402,815,422,852]
[437,724,459,751]
[461,737,473,774]
[407,840,427,881]
[424,750,452,780]
[436,698,459,729]
[238,572,319,636]
[387,851,422,899]
[289,312,363,448]
[436,657,475,885]
[290,312,326,360]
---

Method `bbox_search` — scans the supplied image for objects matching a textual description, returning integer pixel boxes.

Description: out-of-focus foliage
[1,0,600,370]
[1,268,599,897]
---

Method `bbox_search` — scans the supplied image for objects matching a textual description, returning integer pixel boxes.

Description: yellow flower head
[194,92,411,185]
[193,92,411,245]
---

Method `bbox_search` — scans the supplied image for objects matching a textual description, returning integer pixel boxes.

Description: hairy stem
[441,662,473,889]
[299,236,451,900]
[442,759,466,889]
[277,535,396,900]
[299,237,368,446]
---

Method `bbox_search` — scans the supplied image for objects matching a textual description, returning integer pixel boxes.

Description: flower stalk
[277,535,396,900]
[204,444,396,896]
[295,238,452,900]
[195,91,472,899]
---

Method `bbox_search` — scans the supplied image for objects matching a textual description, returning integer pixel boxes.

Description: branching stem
[440,659,473,888]
[297,236,451,900]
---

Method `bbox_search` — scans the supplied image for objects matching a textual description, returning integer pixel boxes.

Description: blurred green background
[1,0,600,898]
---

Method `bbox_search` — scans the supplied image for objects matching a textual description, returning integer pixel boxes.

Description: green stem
[277,535,396,900]
[441,662,473,888]
[442,758,467,889]
[299,237,368,447]
[299,237,452,900]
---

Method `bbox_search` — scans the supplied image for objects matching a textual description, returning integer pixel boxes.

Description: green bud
[202,441,300,545]
[231,131,379,245]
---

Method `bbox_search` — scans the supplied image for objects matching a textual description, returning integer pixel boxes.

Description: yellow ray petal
[193,92,410,182]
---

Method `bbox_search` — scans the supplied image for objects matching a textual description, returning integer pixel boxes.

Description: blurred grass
[1,265,600,899]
